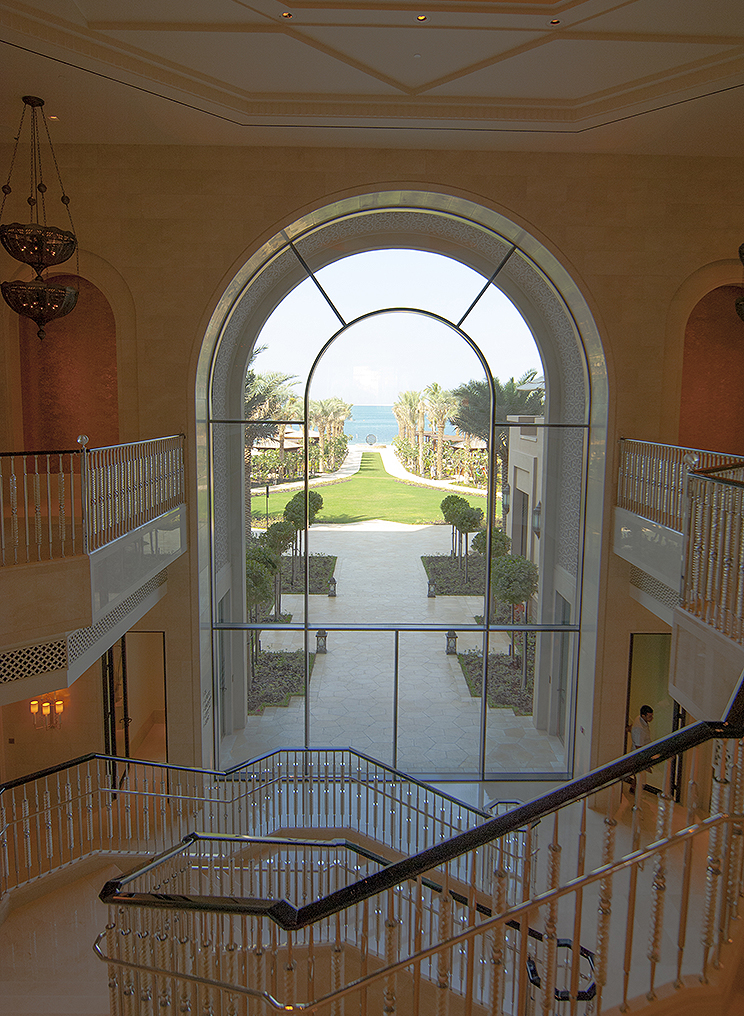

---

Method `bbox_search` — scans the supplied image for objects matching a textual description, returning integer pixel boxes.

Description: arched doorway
[196,192,607,779]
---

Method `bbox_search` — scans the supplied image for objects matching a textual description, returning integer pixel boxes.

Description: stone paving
[222,449,566,776]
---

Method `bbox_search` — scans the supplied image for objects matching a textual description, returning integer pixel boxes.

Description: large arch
[195,191,608,777]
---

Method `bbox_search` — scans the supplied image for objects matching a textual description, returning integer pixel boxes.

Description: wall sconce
[532,501,542,538]
[502,481,511,517]
[30,697,63,729]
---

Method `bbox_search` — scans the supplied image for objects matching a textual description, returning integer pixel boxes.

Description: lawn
[252,451,487,526]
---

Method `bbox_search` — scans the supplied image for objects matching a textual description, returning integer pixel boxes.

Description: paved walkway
[224,448,563,775]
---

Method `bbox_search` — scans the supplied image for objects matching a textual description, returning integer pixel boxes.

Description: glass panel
[302,247,487,325]
[483,629,575,775]
[395,629,481,776]
[212,245,586,778]
[308,630,394,767]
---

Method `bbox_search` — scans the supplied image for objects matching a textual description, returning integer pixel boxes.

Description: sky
[252,249,542,405]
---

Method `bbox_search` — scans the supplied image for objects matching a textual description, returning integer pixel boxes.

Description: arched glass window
[197,193,606,780]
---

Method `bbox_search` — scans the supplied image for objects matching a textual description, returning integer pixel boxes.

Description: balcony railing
[617,438,741,533]
[683,463,744,644]
[0,435,185,565]
[618,439,744,643]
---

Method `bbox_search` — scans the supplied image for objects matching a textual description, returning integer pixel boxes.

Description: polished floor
[0,863,120,1016]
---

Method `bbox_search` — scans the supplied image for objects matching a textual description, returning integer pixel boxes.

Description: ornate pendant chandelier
[0,95,78,339]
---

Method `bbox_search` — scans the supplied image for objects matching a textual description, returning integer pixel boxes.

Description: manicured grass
[253,451,486,526]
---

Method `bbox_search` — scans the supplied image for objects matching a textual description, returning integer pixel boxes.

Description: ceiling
[0,0,743,153]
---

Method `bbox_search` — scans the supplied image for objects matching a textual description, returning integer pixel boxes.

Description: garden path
[222,513,565,776]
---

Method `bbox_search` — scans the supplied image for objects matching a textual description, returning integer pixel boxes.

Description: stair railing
[93,678,744,1015]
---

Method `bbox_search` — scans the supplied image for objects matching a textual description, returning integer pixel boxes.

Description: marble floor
[222,513,566,776]
[0,863,121,1016]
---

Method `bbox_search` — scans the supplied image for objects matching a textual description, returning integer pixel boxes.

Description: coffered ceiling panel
[0,0,742,153]
[295,26,537,90]
[429,40,737,100]
[101,29,402,95]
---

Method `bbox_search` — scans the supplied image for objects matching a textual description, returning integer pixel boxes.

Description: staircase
[4,690,744,1015]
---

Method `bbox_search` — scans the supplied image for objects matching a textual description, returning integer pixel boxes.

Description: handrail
[99,673,744,931]
[0,448,82,457]
[95,812,739,1014]
[0,745,491,824]
[0,752,224,793]
[689,462,744,487]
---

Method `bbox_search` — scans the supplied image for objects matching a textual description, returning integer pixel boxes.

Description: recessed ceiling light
[281,11,293,17]
[417,15,428,22]
[414,53,421,58]
[549,19,561,25]
[48,115,58,120]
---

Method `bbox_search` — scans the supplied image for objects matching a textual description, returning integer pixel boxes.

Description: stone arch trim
[195,189,608,771]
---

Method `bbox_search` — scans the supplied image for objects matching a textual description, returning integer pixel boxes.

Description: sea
[344,405,398,445]
[343,405,456,446]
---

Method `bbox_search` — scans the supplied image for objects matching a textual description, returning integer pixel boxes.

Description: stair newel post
[331,909,344,1016]
[541,813,561,1016]
[727,739,744,925]
[412,878,423,1016]
[306,921,315,1010]
[489,839,507,1016]
[436,866,452,1016]
[714,740,737,968]
[701,741,726,983]
[646,759,674,1000]
[106,910,121,1016]
[568,799,587,1016]
[284,929,295,1009]
[120,914,135,1016]
[178,913,194,1015]
[516,819,534,1016]
[382,886,398,1015]
[593,794,617,1012]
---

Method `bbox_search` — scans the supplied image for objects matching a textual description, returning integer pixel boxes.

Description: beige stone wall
[2,144,742,773]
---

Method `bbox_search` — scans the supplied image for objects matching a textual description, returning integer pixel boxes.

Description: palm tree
[424,382,457,479]
[309,398,335,472]
[244,352,295,538]
[392,390,420,445]
[449,370,544,487]
[417,395,426,475]
[276,391,302,478]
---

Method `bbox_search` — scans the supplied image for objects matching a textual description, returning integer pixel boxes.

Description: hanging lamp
[0,95,78,339]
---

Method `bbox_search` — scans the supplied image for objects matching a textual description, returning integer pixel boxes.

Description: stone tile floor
[221,513,566,776]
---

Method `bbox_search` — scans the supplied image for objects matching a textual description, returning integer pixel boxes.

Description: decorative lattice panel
[629,566,680,611]
[67,571,168,662]
[0,640,67,683]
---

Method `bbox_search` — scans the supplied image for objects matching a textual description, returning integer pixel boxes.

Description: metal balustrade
[0,435,184,565]
[617,438,743,533]
[0,749,492,902]
[683,465,744,644]
[83,435,185,552]
[92,701,744,1016]
[4,717,744,1015]
[0,448,82,564]
[618,439,744,645]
